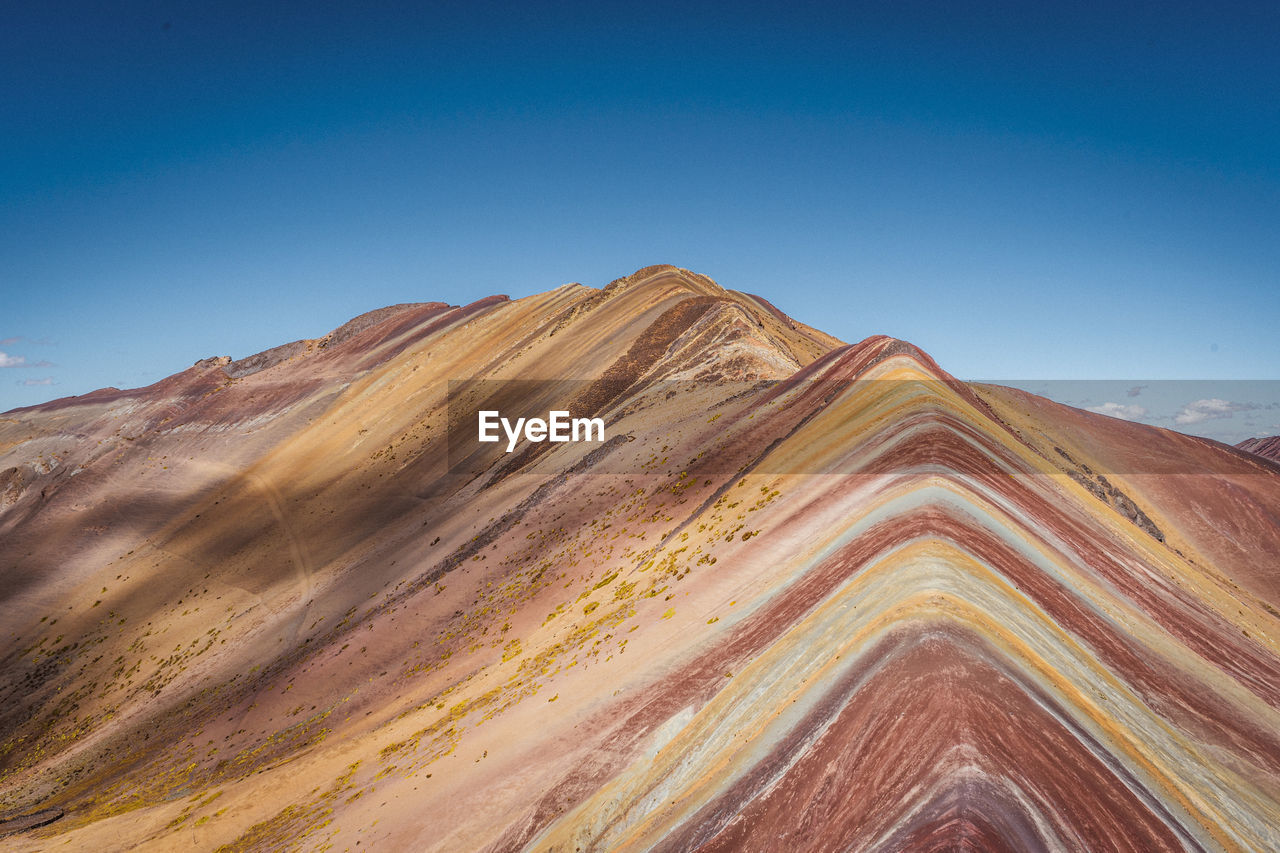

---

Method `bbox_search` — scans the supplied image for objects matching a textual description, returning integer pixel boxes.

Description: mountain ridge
[1238,434,1280,464]
[1,267,1277,851]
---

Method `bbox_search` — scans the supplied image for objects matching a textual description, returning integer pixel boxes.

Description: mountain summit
[2,267,1278,850]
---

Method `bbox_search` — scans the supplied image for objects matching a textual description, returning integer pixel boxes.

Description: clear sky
[3,1,1278,437]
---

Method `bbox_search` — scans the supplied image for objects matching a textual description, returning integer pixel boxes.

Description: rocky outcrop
[0,466,24,507]
[222,340,309,378]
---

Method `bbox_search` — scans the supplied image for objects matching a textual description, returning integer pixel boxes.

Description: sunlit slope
[1,267,1277,851]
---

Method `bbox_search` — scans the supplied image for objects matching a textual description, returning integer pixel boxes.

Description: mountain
[2,266,1278,851]
[1237,435,1280,464]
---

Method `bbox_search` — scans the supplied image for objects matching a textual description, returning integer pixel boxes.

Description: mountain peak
[601,263,727,298]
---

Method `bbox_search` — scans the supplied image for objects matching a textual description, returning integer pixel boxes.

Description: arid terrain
[2,266,1278,851]
[1238,435,1280,464]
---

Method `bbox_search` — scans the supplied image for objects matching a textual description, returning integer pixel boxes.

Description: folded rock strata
[1,266,1277,851]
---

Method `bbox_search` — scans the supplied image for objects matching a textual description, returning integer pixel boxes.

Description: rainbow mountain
[2,266,1278,851]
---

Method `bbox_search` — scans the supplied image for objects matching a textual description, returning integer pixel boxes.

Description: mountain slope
[1,266,1278,851]
[1238,435,1280,464]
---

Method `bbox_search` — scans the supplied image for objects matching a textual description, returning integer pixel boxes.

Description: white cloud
[0,351,54,368]
[1086,402,1148,421]
[18,377,54,387]
[1174,398,1259,425]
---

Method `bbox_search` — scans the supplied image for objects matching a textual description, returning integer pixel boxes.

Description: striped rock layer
[1237,435,1280,465]
[1,266,1277,851]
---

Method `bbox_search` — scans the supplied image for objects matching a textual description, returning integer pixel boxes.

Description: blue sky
[2,1,1278,437]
